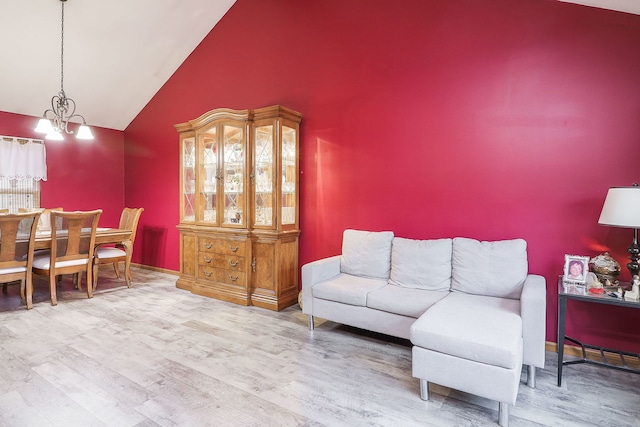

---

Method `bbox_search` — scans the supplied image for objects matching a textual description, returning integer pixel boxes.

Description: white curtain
[0,135,47,181]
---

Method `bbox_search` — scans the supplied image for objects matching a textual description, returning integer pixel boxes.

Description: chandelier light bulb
[76,124,94,140]
[35,117,54,134]
[46,129,64,141]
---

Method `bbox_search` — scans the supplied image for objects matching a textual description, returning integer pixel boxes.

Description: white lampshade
[35,117,54,134]
[76,124,94,140]
[45,129,64,141]
[598,186,640,228]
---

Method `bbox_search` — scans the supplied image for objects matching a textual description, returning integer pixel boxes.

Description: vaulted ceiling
[0,0,636,131]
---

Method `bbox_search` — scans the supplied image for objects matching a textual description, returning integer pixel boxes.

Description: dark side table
[557,277,640,386]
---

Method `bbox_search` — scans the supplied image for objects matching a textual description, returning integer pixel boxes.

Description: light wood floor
[0,268,638,427]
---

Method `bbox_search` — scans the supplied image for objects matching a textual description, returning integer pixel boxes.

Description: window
[0,135,46,212]
[0,178,40,213]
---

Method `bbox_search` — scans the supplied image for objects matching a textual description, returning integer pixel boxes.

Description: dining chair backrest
[0,209,9,214]
[119,208,144,242]
[0,212,41,309]
[50,210,102,263]
[0,212,41,271]
[19,207,63,233]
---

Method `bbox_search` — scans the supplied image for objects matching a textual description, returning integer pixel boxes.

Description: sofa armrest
[520,274,546,368]
[301,255,342,315]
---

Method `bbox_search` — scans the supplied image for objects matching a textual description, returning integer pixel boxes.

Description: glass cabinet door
[222,124,245,226]
[199,129,218,225]
[181,136,196,222]
[253,124,274,227]
[281,125,297,225]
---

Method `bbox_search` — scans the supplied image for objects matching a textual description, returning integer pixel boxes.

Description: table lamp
[598,183,640,278]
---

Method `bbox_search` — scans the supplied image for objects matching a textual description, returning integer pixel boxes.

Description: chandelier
[35,0,93,141]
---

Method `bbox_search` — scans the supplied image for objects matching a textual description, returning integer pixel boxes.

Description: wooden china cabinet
[175,106,302,311]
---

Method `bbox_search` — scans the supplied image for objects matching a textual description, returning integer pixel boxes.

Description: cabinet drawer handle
[204,242,213,249]
[229,245,239,252]
[203,269,213,277]
[251,257,256,273]
[203,255,212,263]
[228,259,239,267]
[229,274,238,282]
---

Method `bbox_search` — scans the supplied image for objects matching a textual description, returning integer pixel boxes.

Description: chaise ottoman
[410,292,524,427]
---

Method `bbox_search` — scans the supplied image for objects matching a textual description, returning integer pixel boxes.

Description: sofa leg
[308,315,315,331]
[527,365,536,388]
[498,402,509,427]
[419,379,429,401]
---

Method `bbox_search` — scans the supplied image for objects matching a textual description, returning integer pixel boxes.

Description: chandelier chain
[60,0,64,93]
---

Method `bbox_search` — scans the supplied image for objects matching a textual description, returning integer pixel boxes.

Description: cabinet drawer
[199,238,246,256]
[198,253,245,270]
[198,266,246,286]
[219,269,246,286]
[219,241,246,256]
[199,238,221,253]
[199,265,217,281]
[221,256,245,270]
[199,252,216,266]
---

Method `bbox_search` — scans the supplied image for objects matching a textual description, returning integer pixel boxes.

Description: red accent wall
[0,111,125,227]
[7,0,635,350]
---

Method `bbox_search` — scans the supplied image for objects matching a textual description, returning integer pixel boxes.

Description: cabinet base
[251,289,298,311]
[192,282,250,306]
[176,277,192,291]
[176,276,298,311]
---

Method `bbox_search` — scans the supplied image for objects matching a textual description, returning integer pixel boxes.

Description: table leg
[557,295,567,386]
[25,276,33,310]
[92,253,99,291]
[121,239,133,287]
[86,266,94,299]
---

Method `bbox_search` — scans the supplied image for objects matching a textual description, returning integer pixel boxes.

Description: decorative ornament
[589,252,620,284]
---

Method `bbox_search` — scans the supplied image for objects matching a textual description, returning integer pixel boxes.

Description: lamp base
[625,281,640,301]
[627,234,640,278]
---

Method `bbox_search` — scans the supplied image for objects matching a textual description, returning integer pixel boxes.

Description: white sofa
[302,230,546,426]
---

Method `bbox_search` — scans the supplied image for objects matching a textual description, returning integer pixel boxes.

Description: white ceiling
[558,0,640,15]
[0,0,636,132]
[0,0,236,131]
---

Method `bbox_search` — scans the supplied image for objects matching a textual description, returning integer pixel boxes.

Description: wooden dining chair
[93,207,144,289]
[32,210,102,306]
[0,209,9,214]
[0,212,41,309]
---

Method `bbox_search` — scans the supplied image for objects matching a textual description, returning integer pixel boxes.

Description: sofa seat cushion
[389,237,452,291]
[366,284,449,318]
[451,237,528,299]
[311,273,388,306]
[341,229,394,280]
[410,293,522,369]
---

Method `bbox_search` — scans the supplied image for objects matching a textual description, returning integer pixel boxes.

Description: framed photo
[563,254,589,284]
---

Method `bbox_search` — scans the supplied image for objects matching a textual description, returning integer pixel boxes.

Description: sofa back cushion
[451,237,528,299]
[389,237,452,291]
[341,229,394,279]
